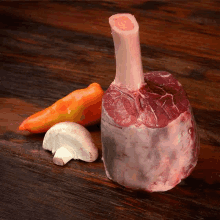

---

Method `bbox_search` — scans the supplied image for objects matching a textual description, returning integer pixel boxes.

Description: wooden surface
[0,1,220,219]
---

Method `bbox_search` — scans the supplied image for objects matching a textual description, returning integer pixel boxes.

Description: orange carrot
[19,83,104,133]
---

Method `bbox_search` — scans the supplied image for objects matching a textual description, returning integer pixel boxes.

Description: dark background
[0,1,220,219]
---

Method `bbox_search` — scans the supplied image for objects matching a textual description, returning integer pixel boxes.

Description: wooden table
[1,1,220,219]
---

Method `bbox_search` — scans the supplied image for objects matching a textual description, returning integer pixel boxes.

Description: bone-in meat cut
[101,14,200,192]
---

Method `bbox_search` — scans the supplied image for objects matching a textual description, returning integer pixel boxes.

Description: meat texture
[101,71,199,192]
[101,13,200,192]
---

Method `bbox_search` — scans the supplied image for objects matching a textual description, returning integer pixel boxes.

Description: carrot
[19,82,104,133]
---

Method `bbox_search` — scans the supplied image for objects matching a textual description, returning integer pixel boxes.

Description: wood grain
[0,1,220,219]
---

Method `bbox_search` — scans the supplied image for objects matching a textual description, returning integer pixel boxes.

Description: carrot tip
[19,122,26,131]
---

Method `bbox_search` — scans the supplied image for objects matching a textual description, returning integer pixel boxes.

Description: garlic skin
[42,122,98,166]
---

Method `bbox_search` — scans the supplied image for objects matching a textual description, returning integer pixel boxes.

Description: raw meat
[101,13,200,192]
